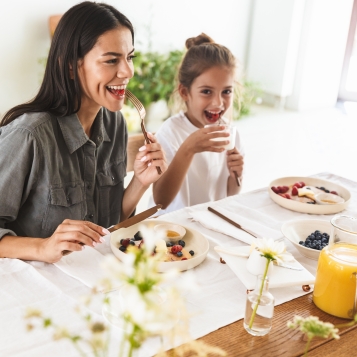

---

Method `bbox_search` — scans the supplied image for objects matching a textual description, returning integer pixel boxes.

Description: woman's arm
[0,220,109,263]
[120,133,167,220]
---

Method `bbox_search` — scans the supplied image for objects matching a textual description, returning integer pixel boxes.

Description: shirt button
[88,214,94,220]
[66,196,70,202]
[111,176,115,181]
[98,135,102,141]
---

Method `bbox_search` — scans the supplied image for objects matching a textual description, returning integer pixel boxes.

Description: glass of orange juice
[313,215,357,318]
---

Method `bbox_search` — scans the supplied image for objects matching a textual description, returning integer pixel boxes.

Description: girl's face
[77,26,134,114]
[179,66,234,128]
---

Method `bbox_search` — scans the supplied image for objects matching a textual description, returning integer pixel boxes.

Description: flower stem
[248,258,271,329]
[304,336,312,356]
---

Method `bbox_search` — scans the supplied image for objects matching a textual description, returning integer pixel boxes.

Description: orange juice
[313,243,357,318]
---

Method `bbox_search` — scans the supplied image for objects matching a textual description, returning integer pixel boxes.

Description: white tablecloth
[1,172,356,357]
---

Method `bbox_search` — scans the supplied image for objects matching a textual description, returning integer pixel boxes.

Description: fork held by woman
[126,90,162,175]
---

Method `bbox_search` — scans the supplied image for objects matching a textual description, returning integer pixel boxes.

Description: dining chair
[126,133,146,172]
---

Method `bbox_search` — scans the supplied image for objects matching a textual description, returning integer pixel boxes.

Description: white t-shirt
[149,111,244,215]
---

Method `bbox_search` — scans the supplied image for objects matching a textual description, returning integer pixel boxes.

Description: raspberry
[330,191,338,195]
[121,238,131,247]
[293,182,302,188]
[277,186,283,193]
[291,186,298,196]
[299,181,306,187]
[281,186,289,193]
[285,193,291,199]
[181,258,188,260]
[171,245,182,254]
[271,186,279,194]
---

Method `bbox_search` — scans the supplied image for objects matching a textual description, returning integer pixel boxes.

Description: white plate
[110,220,209,272]
[269,176,351,214]
[214,245,315,290]
[281,218,332,260]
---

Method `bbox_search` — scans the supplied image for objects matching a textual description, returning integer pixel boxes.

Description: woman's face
[77,26,134,114]
[180,66,234,128]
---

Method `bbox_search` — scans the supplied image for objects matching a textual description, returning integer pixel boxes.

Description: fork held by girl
[151,33,245,215]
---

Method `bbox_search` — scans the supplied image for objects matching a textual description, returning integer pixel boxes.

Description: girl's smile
[180,66,234,128]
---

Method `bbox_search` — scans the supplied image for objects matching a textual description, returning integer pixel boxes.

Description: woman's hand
[40,219,110,263]
[133,132,167,187]
[226,147,244,180]
[183,125,229,154]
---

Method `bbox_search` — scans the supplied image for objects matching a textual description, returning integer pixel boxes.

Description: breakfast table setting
[1,171,357,357]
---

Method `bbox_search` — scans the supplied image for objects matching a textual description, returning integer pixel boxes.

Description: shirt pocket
[97,161,125,219]
[42,183,85,234]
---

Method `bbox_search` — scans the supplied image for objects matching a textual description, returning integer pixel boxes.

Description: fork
[125,89,162,175]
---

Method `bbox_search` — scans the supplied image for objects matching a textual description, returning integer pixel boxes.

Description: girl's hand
[226,147,244,180]
[184,125,230,154]
[40,220,109,263]
[133,132,167,186]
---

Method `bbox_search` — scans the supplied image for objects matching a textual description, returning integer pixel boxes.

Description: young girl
[0,1,166,263]
[152,33,244,214]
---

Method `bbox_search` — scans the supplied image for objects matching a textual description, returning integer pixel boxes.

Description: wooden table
[197,293,357,356]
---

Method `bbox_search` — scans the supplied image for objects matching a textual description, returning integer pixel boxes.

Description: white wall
[0,0,252,117]
[246,0,305,97]
[286,0,353,111]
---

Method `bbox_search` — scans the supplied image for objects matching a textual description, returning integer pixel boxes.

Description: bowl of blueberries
[281,219,332,260]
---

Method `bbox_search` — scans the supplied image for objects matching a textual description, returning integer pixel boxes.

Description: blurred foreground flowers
[25,225,225,357]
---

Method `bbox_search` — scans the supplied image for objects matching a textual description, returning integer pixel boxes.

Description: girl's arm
[153,126,229,209]
[121,133,167,220]
[226,147,244,196]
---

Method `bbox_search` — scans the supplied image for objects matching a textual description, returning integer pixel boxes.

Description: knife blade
[108,204,162,233]
[61,204,162,256]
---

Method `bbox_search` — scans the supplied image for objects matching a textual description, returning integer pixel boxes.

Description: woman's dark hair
[1,1,134,126]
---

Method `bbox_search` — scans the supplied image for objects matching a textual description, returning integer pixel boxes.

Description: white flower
[287,315,340,340]
[254,237,292,264]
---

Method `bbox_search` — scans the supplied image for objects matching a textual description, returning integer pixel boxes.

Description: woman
[0,1,166,263]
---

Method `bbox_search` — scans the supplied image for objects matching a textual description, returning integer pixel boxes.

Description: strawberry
[292,186,298,196]
[299,181,306,187]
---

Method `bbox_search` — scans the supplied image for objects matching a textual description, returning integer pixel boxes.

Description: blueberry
[322,238,327,243]
[119,245,127,252]
[178,240,185,247]
[166,241,174,247]
[320,187,325,191]
[189,250,194,256]
[129,240,135,246]
[176,251,183,257]
[325,189,330,193]
[299,241,304,245]
[134,231,143,241]
[315,230,321,234]
[307,201,315,204]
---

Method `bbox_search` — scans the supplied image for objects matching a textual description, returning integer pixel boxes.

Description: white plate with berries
[269,176,351,214]
[110,220,209,273]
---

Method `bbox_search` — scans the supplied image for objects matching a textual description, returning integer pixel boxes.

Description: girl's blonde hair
[170,33,242,115]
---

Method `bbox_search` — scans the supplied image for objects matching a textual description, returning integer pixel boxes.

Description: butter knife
[208,206,258,238]
[61,204,162,256]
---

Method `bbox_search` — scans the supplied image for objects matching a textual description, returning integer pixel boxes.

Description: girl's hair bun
[185,33,214,49]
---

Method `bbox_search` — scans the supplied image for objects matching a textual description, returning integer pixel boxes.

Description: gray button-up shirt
[0,108,127,239]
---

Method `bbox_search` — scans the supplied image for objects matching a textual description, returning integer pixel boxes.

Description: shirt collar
[58,108,111,154]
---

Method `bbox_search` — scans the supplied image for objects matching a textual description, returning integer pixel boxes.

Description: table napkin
[53,246,107,289]
[187,201,283,244]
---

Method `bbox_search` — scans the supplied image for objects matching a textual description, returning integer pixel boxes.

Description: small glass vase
[243,274,275,336]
